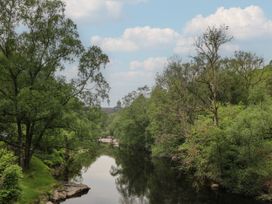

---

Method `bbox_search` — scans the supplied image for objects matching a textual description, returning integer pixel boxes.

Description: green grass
[18,156,57,204]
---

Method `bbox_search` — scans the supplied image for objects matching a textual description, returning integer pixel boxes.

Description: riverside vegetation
[0,0,271,203]
[0,0,108,203]
[107,27,272,201]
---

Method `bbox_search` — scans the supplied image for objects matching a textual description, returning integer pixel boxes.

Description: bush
[181,103,272,196]
[0,144,22,204]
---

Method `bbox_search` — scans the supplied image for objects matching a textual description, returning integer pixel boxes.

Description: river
[62,149,267,204]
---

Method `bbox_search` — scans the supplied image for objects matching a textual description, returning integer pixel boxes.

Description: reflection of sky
[64,155,120,204]
[63,155,148,204]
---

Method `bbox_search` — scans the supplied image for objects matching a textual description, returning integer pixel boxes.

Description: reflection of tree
[111,148,258,204]
[68,147,101,182]
[111,148,189,204]
[111,148,152,204]
[148,158,192,204]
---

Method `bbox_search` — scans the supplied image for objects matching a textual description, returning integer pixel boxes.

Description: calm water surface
[63,151,267,204]
[64,156,120,204]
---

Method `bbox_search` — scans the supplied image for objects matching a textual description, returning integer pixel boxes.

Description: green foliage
[105,27,272,200]
[0,144,22,204]
[148,73,191,156]
[36,106,106,181]
[0,0,109,170]
[110,93,152,150]
[19,157,56,204]
[181,102,272,195]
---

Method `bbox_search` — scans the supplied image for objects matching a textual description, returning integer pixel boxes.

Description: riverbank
[18,146,271,204]
[49,183,90,203]
[19,157,91,204]
[19,157,57,204]
[61,152,270,204]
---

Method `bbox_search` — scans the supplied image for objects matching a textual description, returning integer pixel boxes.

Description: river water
[63,150,267,204]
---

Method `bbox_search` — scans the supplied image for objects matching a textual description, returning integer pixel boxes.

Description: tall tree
[192,26,232,126]
[148,58,196,156]
[0,0,109,169]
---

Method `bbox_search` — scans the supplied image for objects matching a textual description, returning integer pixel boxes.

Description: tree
[0,0,109,169]
[224,51,265,104]
[181,103,272,195]
[114,100,122,111]
[148,58,195,156]
[122,86,150,107]
[111,91,152,150]
[192,26,232,126]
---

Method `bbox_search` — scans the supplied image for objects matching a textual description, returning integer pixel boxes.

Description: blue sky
[61,0,272,107]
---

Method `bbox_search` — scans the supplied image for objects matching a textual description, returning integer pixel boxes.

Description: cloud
[90,5,272,56]
[174,36,195,55]
[91,26,180,52]
[63,0,146,21]
[91,36,138,52]
[130,57,167,71]
[185,6,272,40]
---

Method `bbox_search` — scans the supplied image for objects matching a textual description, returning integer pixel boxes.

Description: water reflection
[112,149,152,204]
[64,155,120,204]
[113,148,267,204]
[63,148,267,204]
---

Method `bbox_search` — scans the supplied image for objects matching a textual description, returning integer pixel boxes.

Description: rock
[211,183,219,190]
[46,202,54,204]
[50,183,90,203]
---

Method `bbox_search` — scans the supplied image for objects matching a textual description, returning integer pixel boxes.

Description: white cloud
[174,36,195,55]
[185,6,272,40]
[63,0,146,20]
[91,26,180,52]
[91,36,138,52]
[130,57,167,71]
[90,5,272,56]
[221,43,240,54]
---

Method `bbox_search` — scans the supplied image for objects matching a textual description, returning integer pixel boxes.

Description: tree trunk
[16,119,24,167]
[64,135,70,182]
[213,104,219,127]
[23,123,33,170]
[210,81,219,127]
[23,138,32,170]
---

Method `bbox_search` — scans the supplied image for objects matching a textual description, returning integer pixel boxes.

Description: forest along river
[62,151,268,204]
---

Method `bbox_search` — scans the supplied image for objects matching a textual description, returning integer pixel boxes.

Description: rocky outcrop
[50,183,90,203]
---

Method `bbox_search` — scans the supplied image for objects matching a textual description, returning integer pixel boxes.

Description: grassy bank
[18,157,57,204]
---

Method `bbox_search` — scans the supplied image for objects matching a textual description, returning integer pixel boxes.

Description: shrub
[0,144,22,204]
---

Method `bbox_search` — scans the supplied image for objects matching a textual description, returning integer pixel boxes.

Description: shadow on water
[63,146,268,204]
[112,148,267,204]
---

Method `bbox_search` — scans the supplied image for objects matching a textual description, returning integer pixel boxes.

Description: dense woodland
[0,0,271,203]
[108,27,272,201]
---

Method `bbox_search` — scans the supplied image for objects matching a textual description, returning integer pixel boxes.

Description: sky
[60,0,272,107]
